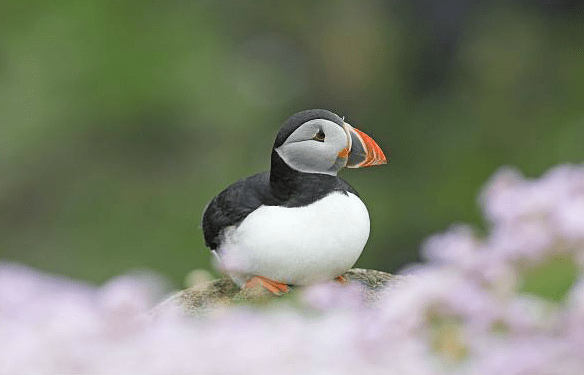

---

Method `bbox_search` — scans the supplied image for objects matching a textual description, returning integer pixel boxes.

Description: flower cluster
[1,163,583,374]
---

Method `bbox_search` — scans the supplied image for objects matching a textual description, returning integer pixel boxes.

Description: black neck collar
[269,150,340,206]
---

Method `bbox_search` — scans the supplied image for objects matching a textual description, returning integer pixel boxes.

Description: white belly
[215,192,370,286]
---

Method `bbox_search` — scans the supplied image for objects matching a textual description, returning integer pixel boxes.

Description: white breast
[215,192,370,286]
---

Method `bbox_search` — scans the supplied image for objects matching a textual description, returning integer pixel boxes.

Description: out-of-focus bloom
[1,163,584,374]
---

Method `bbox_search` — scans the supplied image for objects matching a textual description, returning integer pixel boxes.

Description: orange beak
[343,123,387,168]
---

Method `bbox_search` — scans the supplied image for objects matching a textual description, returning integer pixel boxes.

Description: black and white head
[273,109,387,175]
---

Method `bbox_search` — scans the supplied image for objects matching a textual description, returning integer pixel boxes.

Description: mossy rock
[150,268,409,317]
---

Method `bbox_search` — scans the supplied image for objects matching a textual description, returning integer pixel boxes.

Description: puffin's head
[273,109,387,175]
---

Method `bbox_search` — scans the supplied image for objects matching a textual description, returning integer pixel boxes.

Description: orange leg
[335,275,347,284]
[245,276,290,294]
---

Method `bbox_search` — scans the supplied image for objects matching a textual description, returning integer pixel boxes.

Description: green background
[1,1,583,287]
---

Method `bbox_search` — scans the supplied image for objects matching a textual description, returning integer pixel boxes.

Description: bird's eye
[313,129,325,142]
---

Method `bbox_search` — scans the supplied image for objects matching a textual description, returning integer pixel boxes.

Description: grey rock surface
[150,268,409,316]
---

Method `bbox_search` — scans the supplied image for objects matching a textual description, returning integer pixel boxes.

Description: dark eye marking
[313,129,325,142]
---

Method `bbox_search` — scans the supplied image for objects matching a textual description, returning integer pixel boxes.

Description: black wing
[202,169,359,250]
[202,172,272,250]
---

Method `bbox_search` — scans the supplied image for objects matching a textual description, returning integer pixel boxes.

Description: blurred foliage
[520,253,579,302]
[1,1,583,287]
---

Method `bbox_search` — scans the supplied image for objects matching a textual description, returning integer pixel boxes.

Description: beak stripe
[351,128,387,167]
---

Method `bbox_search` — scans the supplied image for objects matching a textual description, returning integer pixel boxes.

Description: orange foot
[245,276,290,295]
[335,275,347,284]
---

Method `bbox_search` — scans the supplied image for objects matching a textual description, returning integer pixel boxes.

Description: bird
[201,109,387,294]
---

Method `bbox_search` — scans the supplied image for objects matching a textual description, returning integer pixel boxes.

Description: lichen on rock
[150,268,408,316]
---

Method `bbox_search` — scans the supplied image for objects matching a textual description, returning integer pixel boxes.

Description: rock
[150,268,409,317]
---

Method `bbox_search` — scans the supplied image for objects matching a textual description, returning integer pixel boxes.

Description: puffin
[202,109,387,294]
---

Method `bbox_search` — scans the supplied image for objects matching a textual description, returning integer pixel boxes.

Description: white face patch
[275,119,350,175]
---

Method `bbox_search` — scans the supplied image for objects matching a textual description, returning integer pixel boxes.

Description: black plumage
[201,109,358,251]
[202,152,358,250]
[273,109,345,148]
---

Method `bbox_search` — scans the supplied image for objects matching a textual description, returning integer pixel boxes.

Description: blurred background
[1,0,583,288]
